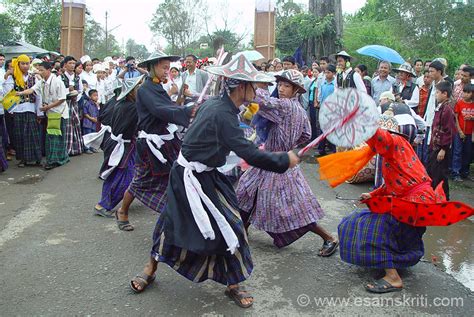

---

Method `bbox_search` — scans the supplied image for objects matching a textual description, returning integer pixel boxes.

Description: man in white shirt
[0,54,6,87]
[18,61,70,170]
[180,54,209,103]
[371,61,396,104]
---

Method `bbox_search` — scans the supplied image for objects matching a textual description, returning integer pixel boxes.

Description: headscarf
[222,77,244,97]
[12,54,30,89]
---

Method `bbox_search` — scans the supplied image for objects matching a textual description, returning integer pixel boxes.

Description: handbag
[47,112,63,136]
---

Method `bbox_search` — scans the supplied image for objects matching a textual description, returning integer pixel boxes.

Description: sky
[84,0,367,51]
[0,0,366,50]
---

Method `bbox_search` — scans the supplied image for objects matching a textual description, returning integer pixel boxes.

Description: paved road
[0,154,472,316]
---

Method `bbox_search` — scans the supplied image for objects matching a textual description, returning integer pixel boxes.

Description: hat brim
[137,55,181,68]
[329,53,355,62]
[393,68,416,76]
[274,75,306,93]
[205,65,275,83]
[117,75,145,101]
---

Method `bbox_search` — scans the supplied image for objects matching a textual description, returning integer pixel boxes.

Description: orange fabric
[317,146,375,187]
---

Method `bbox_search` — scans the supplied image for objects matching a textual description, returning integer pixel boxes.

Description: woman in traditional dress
[236,69,338,255]
[93,76,143,218]
[328,115,443,293]
[129,55,300,308]
[115,51,194,231]
[3,55,42,167]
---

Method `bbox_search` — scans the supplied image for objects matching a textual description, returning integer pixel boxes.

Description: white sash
[100,133,131,179]
[137,124,178,163]
[83,124,111,149]
[177,152,239,254]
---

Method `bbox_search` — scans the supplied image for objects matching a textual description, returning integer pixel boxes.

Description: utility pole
[105,11,108,56]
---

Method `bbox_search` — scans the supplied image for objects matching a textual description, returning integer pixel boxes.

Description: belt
[137,124,178,163]
[100,133,131,179]
[177,151,239,254]
[83,124,111,150]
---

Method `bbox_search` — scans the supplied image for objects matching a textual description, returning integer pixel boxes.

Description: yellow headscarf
[12,54,31,89]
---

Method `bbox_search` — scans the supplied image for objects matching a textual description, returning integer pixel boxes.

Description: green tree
[343,0,474,74]
[275,0,335,59]
[124,39,149,60]
[3,0,61,51]
[149,0,204,56]
[0,13,20,45]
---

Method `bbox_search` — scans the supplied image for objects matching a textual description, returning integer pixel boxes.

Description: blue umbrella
[356,45,405,64]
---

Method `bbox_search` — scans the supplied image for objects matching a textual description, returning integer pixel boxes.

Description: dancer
[94,76,144,218]
[116,51,194,231]
[237,69,338,255]
[129,55,299,308]
[317,114,472,293]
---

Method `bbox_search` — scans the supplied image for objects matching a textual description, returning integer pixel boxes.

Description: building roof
[0,41,50,59]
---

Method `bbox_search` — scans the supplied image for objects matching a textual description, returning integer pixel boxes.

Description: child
[426,81,456,200]
[452,83,474,181]
[237,69,338,255]
[83,89,99,154]
[317,64,337,156]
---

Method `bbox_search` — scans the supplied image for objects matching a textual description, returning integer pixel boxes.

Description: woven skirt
[98,154,135,211]
[13,112,41,162]
[151,192,253,286]
[65,101,84,156]
[45,118,69,166]
[127,153,169,213]
[338,209,426,269]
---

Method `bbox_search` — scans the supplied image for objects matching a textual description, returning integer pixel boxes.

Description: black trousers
[426,148,450,200]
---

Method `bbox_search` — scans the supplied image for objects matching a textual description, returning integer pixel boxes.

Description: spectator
[0,54,5,86]
[80,55,97,89]
[426,81,456,200]
[275,62,283,72]
[414,59,424,78]
[332,51,366,93]
[453,66,473,102]
[452,84,473,182]
[392,62,420,108]
[282,56,296,70]
[83,89,100,154]
[354,64,372,96]
[181,54,209,98]
[118,56,147,79]
[417,69,433,117]
[316,64,337,156]
[371,61,396,103]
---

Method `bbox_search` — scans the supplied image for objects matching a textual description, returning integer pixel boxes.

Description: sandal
[318,240,339,257]
[130,273,156,293]
[115,211,134,231]
[365,279,403,293]
[225,286,254,308]
[94,207,115,218]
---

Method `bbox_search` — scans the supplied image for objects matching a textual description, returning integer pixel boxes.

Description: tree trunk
[307,0,342,61]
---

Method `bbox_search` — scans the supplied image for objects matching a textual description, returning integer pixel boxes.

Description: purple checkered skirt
[240,210,315,248]
[98,154,135,211]
[237,165,325,233]
[338,209,426,269]
[127,153,169,213]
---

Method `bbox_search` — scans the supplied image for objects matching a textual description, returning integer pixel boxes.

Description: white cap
[93,63,105,73]
[80,55,92,64]
[379,91,395,101]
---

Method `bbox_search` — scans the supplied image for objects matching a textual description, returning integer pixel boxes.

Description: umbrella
[356,45,405,64]
[233,50,265,62]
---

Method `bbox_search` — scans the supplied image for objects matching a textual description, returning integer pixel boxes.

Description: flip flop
[115,211,134,231]
[365,279,403,293]
[130,273,156,293]
[94,207,115,218]
[318,240,339,257]
[225,286,254,309]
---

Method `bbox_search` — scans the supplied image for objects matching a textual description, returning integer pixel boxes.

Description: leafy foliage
[0,13,20,45]
[149,0,204,56]
[84,15,121,59]
[343,0,474,74]
[3,0,61,51]
[124,39,149,61]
